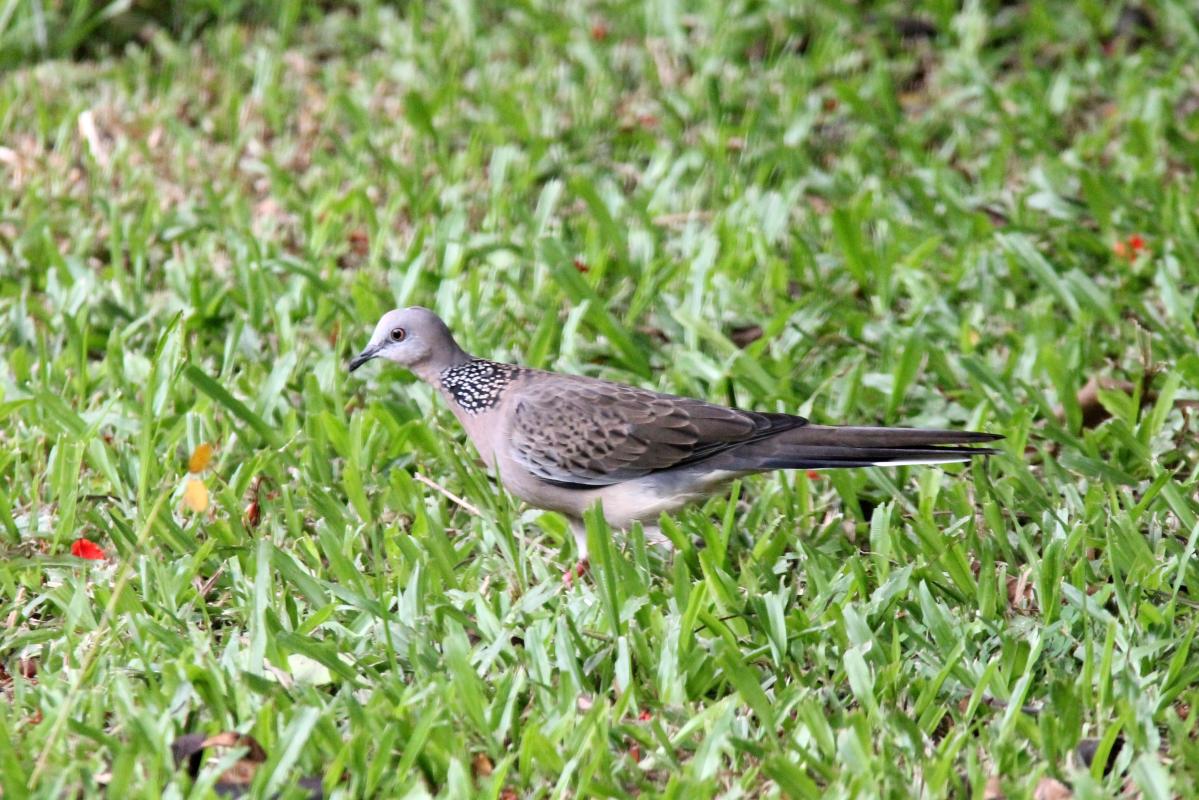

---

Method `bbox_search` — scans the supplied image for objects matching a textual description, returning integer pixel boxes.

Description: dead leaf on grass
[183,478,209,513]
[188,443,214,473]
[244,476,266,530]
[1033,777,1072,800]
[472,752,494,778]
[730,325,763,348]
[1075,736,1124,776]
[1068,376,1137,429]
[171,731,325,798]
[1007,567,1036,613]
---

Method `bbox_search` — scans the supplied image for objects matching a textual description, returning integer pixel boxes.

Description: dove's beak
[348,346,379,372]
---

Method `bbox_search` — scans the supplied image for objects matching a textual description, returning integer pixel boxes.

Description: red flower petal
[1128,234,1146,251]
[806,470,821,480]
[70,538,105,561]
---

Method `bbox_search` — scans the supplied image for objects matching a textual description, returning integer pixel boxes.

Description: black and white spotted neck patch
[440,360,522,415]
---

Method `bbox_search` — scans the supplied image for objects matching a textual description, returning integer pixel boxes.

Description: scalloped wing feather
[506,376,804,487]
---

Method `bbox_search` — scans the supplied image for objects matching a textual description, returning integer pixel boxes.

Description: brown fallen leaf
[1069,376,1136,429]
[1006,567,1036,614]
[1107,5,1155,51]
[171,731,325,799]
[338,228,370,269]
[201,731,267,775]
[636,325,670,345]
[171,733,214,777]
[193,566,224,599]
[188,443,214,474]
[244,499,261,529]
[348,228,369,258]
[806,195,833,217]
[730,325,763,348]
[1075,736,1124,776]
[472,752,494,778]
[1033,777,1072,800]
[183,478,209,513]
[218,756,258,787]
[980,695,1043,716]
[5,585,25,628]
[244,476,266,530]
[1,658,39,700]
[893,16,937,41]
[77,109,111,167]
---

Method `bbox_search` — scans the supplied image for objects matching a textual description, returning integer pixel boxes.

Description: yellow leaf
[183,478,209,513]
[188,443,214,473]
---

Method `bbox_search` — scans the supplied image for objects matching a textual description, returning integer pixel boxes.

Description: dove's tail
[722,423,1002,471]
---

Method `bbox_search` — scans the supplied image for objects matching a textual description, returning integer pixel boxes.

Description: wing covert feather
[506,376,805,487]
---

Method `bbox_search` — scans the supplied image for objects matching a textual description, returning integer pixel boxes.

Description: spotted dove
[350,307,1001,553]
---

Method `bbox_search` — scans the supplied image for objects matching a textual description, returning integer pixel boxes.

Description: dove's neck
[434,359,523,416]
[429,357,524,469]
[411,343,473,383]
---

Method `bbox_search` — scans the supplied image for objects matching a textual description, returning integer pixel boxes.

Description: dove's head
[349,306,470,379]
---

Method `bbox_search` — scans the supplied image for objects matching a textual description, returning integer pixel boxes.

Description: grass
[1,0,1198,796]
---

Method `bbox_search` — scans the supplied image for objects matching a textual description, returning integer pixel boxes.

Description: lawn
[2,1,1198,797]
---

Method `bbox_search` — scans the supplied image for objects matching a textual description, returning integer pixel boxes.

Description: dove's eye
[389,328,406,342]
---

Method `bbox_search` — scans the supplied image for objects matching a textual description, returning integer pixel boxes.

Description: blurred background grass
[1,0,1198,797]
